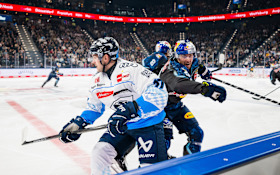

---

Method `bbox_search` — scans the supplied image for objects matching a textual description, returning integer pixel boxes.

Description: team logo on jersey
[184,112,194,119]
[95,77,100,83]
[117,72,130,82]
[96,91,114,98]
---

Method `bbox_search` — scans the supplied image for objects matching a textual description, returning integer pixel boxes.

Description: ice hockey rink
[1,75,280,175]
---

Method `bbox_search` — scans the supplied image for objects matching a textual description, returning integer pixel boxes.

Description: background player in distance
[41,64,63,88]
[270,64,280,85]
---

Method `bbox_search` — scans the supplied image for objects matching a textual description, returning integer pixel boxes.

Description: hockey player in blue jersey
[142,41,175,156]
[58,37,168,174]
[142,41,171,74]
[270,64,280,85]
[143,40,227,156]
[41,65,63,88]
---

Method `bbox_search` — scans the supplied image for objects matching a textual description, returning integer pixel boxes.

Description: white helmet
[90,37,119,60]
[174,40,197,58]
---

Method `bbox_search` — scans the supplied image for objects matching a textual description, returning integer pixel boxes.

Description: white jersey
[80,59,168,130]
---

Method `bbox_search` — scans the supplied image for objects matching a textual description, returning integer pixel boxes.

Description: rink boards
[120,131,280,175]
[0,67,271,78]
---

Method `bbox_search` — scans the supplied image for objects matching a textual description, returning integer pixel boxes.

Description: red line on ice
[6,100,91,174]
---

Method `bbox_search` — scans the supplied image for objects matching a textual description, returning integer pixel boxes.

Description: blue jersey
[142,52,168,75]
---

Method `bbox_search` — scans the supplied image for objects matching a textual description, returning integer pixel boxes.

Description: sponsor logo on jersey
[95,77,100,83]
[161,61,169,73]
[141,69,152,78]
[168,91,186,98]
[139,154,155,158]
[184,112,194,119]
[91,83,105,89]
[117,72,130,82]
[119,62,138,68]
[138,137,153,152]
[155,54,162,59]
[96,91,113,98]
[193,72,198,80]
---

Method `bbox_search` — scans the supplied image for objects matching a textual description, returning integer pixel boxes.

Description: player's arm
[162,71,203,94]
[59,90,105,143]
[162,70,226,103]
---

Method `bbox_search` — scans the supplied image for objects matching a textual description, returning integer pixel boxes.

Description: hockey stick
[252,86,280,100]
[212,77,280,106]
[22,124,107,145]
[211,52,226,73]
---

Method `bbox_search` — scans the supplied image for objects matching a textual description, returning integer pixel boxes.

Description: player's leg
[163,117,176,159]
[129,122,168,167]
[41,76,52,87]
[163,117,173,150]
[112,142,135,172]
[91,131,134,174]
[276,72,280,83]
[167,105,204,155]
[54,76,60,87]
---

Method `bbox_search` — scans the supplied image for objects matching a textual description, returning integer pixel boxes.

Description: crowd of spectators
[24,18,91,68]
[0,22,25,68]
[224,16,279,68]
[0,13,279,69]
[84,22,144,63]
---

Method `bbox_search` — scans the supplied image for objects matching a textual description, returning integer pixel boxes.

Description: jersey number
[153,79,164,89]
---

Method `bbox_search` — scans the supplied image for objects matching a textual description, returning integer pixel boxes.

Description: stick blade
[252,97,260,100]
[21,127,28,145]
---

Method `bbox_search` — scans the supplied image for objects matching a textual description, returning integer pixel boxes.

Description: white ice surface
[0,75,279,175]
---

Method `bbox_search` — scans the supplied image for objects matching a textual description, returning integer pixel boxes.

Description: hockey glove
[271,80,276,85]
[198,64,212,80]
[201,81,226,103]
[108,101,139,137]
[59,116,88,143]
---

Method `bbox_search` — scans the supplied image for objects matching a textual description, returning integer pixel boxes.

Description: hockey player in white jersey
[59,37,168,174]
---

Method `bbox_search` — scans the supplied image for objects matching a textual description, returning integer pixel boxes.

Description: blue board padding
[120,131,280,175]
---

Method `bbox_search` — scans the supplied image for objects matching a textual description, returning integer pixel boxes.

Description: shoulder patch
[141,69,153,78]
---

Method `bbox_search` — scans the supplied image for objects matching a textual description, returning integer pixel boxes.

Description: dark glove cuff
[198,64,205,74]
[74,116,88,128]
[200,84,209,95]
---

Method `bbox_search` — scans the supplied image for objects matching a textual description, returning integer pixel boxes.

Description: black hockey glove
[198,64,212,80]
[201,81,227,103]
[271,80,276,85]
[59,116,88,143]
[108,101,138,137]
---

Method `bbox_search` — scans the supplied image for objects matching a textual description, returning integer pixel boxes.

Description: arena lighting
[0,3,279,23]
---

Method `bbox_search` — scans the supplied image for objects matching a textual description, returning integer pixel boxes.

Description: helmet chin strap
[100,55,112,72]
